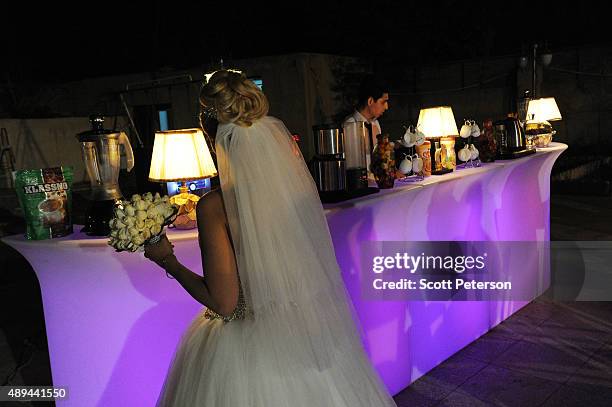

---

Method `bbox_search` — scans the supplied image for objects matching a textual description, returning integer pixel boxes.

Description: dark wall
[358,45,612,159]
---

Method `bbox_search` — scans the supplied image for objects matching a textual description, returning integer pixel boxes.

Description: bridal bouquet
[108,192,178,252]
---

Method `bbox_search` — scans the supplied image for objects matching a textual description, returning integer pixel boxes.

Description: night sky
[2,1,610,83]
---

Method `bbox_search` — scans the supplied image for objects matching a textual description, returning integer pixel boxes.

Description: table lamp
[148,128,217,229]
[525,97,562,147]
[417,106,459,175]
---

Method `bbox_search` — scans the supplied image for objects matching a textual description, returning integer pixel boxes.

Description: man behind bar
[343,75,390,151]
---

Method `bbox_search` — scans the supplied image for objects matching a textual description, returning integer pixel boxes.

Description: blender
[77,115,134,235]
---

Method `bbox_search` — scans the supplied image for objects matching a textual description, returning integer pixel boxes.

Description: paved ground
[550,194,612,241]
[393,299,612,406]
[1,193,611,406]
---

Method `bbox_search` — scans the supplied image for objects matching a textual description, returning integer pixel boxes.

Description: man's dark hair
[356,75,389,109]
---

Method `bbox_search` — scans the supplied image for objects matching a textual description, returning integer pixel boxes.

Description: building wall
[381,45,612,155]
[381,55,520,141]
[184,53,367,160]
[537,45,612,150]
[0,117,130,186]
[3,53,365,162]
[4,46,610,189]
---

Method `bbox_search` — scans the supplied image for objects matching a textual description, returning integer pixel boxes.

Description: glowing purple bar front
[1,143,566,406]
[325,143,566,394]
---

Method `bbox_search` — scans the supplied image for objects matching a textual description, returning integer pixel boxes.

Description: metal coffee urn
[343,121,369,191]
[310,124,346,196]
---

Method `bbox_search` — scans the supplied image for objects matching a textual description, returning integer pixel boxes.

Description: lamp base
[431,168,454,175]
[429,136,455,176]
[169,185,200,229]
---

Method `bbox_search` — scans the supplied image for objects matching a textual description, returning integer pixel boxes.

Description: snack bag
[14,167,74,240]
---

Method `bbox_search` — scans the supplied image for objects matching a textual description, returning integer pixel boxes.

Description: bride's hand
[144,234,175,268]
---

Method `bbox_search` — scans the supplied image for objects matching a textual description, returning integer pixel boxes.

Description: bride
[144,69,397,406]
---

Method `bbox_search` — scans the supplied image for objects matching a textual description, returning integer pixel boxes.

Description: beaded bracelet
[159,253,176,279]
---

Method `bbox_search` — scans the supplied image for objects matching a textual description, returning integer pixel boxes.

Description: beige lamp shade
[527,97,562,122]
[417,106,459,138]
[148,128,217,182]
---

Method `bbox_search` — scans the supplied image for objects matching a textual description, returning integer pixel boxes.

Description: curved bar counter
[1,143,566,406]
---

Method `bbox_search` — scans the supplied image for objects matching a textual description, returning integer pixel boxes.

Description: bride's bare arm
[145,190,239,316]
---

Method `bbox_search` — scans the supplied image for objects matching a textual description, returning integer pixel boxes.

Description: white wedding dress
[156,116,397,406]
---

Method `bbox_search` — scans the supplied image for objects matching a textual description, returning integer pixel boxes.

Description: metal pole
[532,43,538,98]
[119,93,144,148]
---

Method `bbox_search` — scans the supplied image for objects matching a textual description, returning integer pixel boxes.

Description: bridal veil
[210,116,397,406]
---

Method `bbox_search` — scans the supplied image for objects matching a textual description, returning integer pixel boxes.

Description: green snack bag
[13,167,74,240]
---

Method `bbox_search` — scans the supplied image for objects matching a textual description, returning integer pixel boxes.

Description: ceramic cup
[460,120,472,138]
[412,154,423,173]
[470,121,481,138]
[458,145,471,162]
[469,144,479,160]
[38,198,65,227]
[414,127,426,145]
[398,155,413,175]
[403,127,416,147]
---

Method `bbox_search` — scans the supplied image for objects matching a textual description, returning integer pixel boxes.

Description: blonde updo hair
[200,70,269,127]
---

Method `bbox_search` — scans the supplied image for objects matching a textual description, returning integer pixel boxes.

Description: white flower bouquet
[108,192,178,252]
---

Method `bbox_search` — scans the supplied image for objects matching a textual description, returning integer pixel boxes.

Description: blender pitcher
[77,115,134,235]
